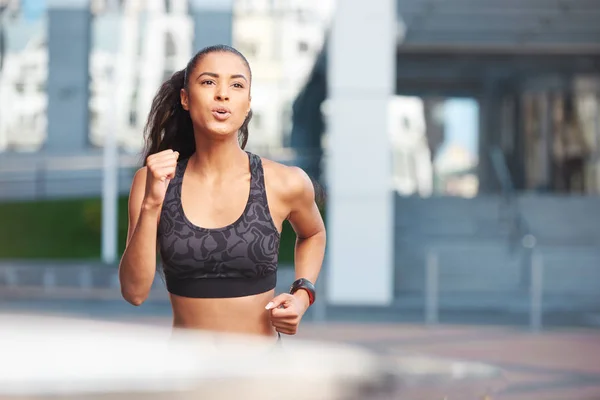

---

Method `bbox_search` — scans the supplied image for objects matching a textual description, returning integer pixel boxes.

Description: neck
[189,134,248,177]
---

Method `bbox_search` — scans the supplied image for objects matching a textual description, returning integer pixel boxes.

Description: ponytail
[142,69,194,165]
[238,109,251,149]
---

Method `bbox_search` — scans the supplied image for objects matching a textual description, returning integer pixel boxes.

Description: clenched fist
[144,150,179,207]
[265,293,310,335]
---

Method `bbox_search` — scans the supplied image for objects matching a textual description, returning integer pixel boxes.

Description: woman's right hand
[143,150,180,208]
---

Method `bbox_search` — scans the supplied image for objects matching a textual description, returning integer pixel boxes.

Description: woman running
[118,45,326,341]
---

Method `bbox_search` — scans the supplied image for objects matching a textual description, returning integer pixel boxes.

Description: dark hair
[141,44,252,164]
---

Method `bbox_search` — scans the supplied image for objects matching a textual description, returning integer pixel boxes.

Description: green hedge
[0,197,311,264]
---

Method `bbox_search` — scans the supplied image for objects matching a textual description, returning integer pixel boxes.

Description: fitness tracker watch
[289,278,316,306]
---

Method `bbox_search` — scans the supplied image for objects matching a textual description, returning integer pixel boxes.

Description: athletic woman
[118,45,326,341]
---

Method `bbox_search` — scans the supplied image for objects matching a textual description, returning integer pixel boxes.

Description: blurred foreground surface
[0,313,506,400]
[1,293,599,400]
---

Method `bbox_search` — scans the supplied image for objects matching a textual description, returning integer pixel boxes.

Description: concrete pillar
[596,93,600,193]
[46,0,91,153]
[478,80,504,193]
[538,92,552,189]
[189,0,233,50]
[503,92,525,190]
[325,0,396,306]
[289,52,327,180]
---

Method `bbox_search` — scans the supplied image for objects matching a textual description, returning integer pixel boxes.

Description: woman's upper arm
[126,167,148,246]
[285,167,325,239]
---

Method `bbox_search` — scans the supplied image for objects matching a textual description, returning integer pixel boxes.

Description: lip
[211,106,231,121]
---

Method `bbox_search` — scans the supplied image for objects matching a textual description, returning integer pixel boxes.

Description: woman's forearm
[293,230,326,305]
[118,203,160,305]
[294,231,326,282]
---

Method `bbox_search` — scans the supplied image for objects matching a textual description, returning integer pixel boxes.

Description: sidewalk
[297,323,600,400]
[118,316,600,400]
[1,286,599,399]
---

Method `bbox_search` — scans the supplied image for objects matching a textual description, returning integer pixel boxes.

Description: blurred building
[0,0,333,154]
[0,0,193,153]
[388,95,434,198]
[232,0,334,153]
[1,0,600,316]
[0,32,46,152]
[0,0,331,199]
[88,0,193,152]
[289,0,600,310]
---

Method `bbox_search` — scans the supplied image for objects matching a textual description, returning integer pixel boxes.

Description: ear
[180,88,189,111]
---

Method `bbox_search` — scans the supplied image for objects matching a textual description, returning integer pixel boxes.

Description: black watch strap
[289,278,316,306]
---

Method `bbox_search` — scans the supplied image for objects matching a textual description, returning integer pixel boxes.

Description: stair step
[392,292,600,313]
[393,195,600,304]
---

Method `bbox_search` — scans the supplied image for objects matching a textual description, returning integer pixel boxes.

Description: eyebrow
[197,72,248,82]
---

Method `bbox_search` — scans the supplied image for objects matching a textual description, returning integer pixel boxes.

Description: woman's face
[181,51,251,139]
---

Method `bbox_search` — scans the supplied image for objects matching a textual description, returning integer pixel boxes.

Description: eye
[233,82,244,89]
[201,80,215,86]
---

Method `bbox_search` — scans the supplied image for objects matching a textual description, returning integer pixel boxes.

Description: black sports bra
[157,151,280,298]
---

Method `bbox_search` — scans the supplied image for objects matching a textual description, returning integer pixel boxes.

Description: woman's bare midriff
[169,289,278,338]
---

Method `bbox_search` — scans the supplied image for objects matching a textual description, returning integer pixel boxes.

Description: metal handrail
[489,146,536,251]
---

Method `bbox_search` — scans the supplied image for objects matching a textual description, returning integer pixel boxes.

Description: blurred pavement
[1,301,598,400]
[1,261,600,399]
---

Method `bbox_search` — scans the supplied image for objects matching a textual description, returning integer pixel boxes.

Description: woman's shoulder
[257,155,315,201]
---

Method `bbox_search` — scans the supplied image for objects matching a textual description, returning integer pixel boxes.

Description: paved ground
[2,262,599,400]
[2,292,599,400]
[295,323,600,400]
[96,317,598,400]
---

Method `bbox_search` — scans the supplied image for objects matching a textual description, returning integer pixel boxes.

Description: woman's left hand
[265,292,310,335]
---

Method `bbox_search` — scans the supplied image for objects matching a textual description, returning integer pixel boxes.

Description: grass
[0,196,308,265]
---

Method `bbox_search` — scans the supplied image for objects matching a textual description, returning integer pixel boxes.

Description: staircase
[393,195,600,313]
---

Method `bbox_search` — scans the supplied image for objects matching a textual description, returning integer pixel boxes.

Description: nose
[215,84,229,101]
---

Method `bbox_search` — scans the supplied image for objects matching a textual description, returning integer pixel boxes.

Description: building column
[189,0,233,50]
[46,0,91,153]
[289,51,327,181]
[325,0,396,306]
[537,92,553,190]
[478,80,505,193]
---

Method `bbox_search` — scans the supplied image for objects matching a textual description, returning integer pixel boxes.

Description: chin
[204,122,238,139]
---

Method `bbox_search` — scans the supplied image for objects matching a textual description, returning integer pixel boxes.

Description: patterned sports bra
[157,151,280,298]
